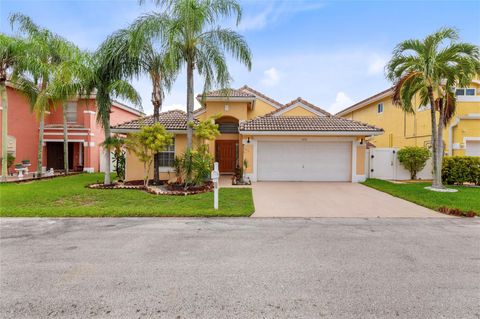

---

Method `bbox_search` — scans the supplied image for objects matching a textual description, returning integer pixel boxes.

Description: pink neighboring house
[0,84,143,174]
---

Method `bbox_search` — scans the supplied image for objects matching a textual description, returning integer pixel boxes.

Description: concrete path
[1,218,478,318]
[252,182,447,218]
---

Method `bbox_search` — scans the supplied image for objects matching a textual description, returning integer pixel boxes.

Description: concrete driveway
[252,182,447,218]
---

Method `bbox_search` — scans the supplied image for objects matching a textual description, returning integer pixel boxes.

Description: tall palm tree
[104,26,178,183]
[138,0,252,149]
[386,27,480,189]
[85,43,142,185]
[48,48,88,175]
[0,34,25,180]
[10,13,73,176]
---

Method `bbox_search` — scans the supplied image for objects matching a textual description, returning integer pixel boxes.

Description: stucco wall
[356,145,366,175]
[282,106,317,117]
[341,83,480,156]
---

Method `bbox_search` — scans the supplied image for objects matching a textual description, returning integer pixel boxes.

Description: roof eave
[111,128,188,134]
[238,130,384,136]
[336,89,393,117]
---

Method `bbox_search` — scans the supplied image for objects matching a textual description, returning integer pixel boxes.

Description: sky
[1,0,479,115]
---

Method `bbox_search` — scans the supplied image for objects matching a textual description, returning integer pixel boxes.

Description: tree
[101,135,126,181]
[10,13,74,177]
[125,123,173,186]
[386,27,480,189]
[138,0,252,150]
[397,146,431,180]
[105,26,178,183]
[0,34,25,180]
[85,39,142,185]
[48,48,88,175]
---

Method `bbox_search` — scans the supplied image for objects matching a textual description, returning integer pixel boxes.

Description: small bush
[397,146,431,180]
[442,156,480,185]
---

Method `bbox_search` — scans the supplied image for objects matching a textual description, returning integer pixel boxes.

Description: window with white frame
[66,102,77,123]
[377,103,384,114]
[158,138,175,167]
[455,88,476,96]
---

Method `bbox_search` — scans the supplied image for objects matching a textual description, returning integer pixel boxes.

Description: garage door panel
[257,141,351,181]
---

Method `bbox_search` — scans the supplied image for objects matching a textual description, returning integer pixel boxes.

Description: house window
[377,103,384,114]
[455,88,476,96]
[66,102,77,123]
[158,138,175,167]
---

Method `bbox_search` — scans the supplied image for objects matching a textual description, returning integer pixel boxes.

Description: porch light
[360,138,364,145]
[247,137,250,144]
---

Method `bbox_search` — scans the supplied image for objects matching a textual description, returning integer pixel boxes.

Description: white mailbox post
[211,162,220,210]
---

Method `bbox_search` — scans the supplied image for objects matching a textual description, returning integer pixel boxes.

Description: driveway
[252,182,446,217]
[1,218,478,318]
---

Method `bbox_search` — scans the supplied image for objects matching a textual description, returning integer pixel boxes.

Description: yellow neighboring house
[336,80,480,157]
[112,85,383,182]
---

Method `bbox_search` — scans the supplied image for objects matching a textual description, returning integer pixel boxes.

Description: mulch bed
[437,207,476,218]
[87,180,213,196]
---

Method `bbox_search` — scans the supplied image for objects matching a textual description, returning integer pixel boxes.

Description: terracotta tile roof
[45,124,85,129]
[239,85,284,108]
[197,88,255,98]
[335,87,393,116]
[111,110,196,131]
[265,97,331,116]
[239,116,383,133]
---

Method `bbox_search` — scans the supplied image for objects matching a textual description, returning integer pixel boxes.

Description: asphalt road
[1,218,479,319]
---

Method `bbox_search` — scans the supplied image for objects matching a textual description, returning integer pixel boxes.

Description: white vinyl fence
[367,148,433,181]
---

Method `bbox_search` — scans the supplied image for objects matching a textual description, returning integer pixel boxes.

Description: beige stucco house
[112,86,383,183]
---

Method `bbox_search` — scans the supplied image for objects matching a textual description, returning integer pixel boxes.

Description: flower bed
[87,180,213,196]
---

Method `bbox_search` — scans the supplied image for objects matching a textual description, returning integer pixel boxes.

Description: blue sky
[1,0,479,115]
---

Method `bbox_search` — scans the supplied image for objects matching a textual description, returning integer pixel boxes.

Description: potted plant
[21,159,30,165]
[14,163,24,170]
[232,159,251,185]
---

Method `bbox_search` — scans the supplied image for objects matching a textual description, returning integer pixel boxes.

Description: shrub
[442,156,480,185]
[175,145,213,186]
[397,146,431,180]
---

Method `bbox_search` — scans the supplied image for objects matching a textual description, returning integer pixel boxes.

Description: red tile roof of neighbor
[197,88,255,98]
[239,116,383,133]
[239,85,285,108]
[111,110,197,131]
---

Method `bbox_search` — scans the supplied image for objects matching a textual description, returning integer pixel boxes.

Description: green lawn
[362,179,480,215]
[0,174,254,217]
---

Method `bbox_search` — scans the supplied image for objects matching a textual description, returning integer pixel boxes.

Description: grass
[0,173,255,217]
[362,179,480,216]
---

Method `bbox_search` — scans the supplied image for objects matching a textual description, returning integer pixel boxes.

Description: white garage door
[466,140,480,156]
[257,141,352,181]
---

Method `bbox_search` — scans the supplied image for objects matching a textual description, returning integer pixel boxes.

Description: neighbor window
[455,88,476,96]
[66,102,77,123]
[158,138,175,167]
[377,103,384,114]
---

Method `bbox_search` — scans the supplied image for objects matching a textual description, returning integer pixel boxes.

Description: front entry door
[215,140,238,173]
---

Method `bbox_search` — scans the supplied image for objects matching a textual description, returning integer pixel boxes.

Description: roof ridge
[239,85,285,108]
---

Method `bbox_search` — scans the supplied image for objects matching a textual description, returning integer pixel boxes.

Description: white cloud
[261,67,280,87]
[328,92,353,114]
[239,1,325,31]
[367,54,388,76]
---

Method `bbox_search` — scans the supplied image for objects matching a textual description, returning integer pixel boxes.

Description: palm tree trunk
[62,101,69,175]
[186,59,194,150]
[37,109,45,177]
[104,124,111,185]
[436,100,445,188]
[152,76,161,184]
[427,87,440,188]
[1,82,8,180]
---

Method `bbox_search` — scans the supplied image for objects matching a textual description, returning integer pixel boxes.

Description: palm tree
[48,49,88,175]
[104,26,178,183]
[386,27,480,189]
[10,13,73,176]
[0,34,25,180]
[85,43,142,185]
[138,0,252,149]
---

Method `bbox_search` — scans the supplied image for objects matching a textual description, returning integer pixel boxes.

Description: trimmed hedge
[442,156,480,185]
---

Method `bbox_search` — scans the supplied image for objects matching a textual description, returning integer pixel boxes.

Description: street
[1,217,479,318]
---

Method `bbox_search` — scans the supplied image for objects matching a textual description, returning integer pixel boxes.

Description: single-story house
[111,85,383,182]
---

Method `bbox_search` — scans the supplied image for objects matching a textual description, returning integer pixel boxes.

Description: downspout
[448,117,460,156]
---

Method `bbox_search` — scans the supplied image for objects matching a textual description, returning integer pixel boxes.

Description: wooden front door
[215,140,238,173]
